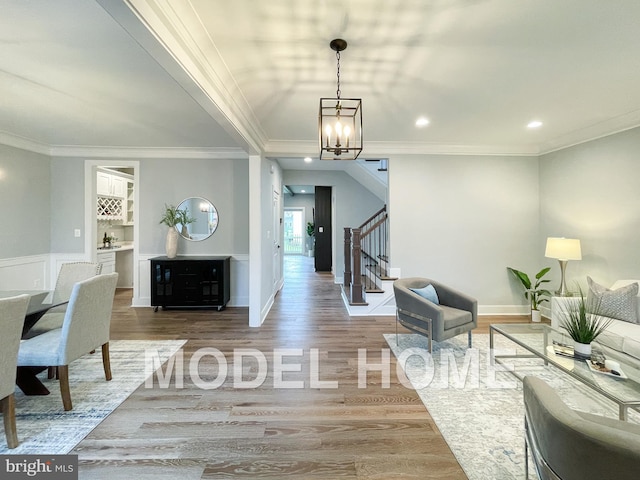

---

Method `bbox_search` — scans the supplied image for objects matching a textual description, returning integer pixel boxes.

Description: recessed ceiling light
[300,189,306,193]
[304,157,313,163]
[415,117,430,127]
[527,120,543,129]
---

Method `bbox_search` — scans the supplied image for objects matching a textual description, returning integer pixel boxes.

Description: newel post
[351,228,365,304]
[344,227,352,287]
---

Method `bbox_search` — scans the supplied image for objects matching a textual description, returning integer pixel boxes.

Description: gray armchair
[393,277,477,352]
[523,376,640,480]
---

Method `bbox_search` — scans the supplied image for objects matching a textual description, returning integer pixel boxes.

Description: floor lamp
[545,237,582,296]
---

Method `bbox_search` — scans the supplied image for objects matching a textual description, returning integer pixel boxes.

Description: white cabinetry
[97,169,132,222]
[97,251,116,274]
[97,170,126,198]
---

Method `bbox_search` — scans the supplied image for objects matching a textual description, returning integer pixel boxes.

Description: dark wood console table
[150,256,231,311]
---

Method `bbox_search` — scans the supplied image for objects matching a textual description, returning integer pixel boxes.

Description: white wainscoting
[133,254,249,308]
[0,254,50,290]
[0,253,93,292]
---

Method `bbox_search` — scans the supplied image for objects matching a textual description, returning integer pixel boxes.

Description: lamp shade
[544,237,582,261]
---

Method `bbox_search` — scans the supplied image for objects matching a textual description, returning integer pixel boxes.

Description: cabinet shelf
[150,256,231,311]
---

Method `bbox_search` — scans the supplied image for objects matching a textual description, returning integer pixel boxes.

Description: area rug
[385,333,639,480]
[0,339,186,455]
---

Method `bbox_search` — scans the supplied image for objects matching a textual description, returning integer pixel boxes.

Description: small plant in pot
[159,204,188,258]
[507,267,552,322]
[560,286,611,358]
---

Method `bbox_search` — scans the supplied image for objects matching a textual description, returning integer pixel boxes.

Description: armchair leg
[468,330,473,348]
[102,342,112,381]
[58,365,72,411]
[2,394,19,448]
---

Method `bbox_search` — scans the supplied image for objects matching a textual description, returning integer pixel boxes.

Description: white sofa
[551,280,640,374]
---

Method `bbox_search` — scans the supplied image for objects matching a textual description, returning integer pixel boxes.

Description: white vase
[165,227,179,258]
[574,341,592,358]
[531,310,542,323]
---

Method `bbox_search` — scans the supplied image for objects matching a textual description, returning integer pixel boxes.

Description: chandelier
[319,39,363,160]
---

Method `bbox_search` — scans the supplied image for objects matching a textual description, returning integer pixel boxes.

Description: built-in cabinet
[96,251,116,274]
[96,169,133,223]
[97,170,126,198]
[150,256,231,311]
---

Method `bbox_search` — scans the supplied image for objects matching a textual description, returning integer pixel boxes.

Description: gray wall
[283,169,386,280]
[539,127,640,288]
[50,157,85,252]
[139,157,249,256]
[47,156,250,256]
[0,145,51,258]
[389,154,540,308]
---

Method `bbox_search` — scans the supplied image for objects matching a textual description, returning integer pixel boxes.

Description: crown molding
[0,131,52,156]
[539,109,640,155]
[265,139,540,158]
[110,0,267,155]
[49,145,248,159]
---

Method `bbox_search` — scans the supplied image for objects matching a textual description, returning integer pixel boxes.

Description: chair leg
[58,365,72,411]
[468,330,473,348]
[48,366,57,379]
[102,342,112,381]
[1,394,19,448]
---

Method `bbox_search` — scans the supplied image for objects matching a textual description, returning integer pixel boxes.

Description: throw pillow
[586,276,639,324]
[410,284,440,304]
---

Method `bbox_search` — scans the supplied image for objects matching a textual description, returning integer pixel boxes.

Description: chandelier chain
[335,51,341,99]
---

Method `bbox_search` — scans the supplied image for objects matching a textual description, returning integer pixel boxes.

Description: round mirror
[174,197,219,241]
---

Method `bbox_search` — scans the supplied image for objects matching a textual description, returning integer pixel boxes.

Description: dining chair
[26,262,102,338]
[0,294,30,448]
[17,273,118,411]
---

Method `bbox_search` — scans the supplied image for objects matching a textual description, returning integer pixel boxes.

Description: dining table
[0,290,70,395]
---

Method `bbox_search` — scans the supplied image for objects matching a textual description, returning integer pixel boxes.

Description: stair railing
[344,205,388,305]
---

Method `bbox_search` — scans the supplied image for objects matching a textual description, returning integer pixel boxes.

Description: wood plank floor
[74,256,533,479]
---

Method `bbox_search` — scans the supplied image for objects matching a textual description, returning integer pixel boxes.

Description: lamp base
[555,260,574,297]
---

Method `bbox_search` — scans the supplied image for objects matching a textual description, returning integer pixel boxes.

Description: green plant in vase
[159,204,182,227]
[507,267,552,322]
[560,286,610,357]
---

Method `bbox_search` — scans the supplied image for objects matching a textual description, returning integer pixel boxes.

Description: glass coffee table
[490,323,640,421]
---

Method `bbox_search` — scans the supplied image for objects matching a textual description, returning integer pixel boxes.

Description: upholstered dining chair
[393,277,477,352]
[523,376,640,480]
[26,261,102,338]
[0,294,30,448]
[17,272,118,411]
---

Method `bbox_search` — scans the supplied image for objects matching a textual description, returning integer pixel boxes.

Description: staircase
[342,205,398,316]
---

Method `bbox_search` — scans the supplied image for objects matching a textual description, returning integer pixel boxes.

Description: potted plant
[560,286,610,358]
[306,221,315,257]
[507,267,552,322]
[159,204,184,258]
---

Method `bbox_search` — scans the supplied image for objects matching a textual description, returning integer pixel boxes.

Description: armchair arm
[393,283,444,327]
[431,281,478,327]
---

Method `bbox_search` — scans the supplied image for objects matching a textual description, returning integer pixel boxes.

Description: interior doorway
[283,208,305,255]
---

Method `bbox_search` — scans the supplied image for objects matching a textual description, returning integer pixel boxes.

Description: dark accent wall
[314,186,332,271]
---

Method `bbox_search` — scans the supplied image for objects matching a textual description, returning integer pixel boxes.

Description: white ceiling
[2,0,640,158]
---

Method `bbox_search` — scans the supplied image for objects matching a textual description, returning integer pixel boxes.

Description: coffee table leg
[543,329,549,366]
[489,328,495,365]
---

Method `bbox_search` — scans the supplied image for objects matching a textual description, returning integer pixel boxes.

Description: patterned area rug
[0,340,186,454]
[385,333,639,480]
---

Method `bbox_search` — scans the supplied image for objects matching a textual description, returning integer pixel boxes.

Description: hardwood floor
[75,256,532,479]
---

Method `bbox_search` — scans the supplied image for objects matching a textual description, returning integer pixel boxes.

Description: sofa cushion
[601,320,640,361]
[587,277,639,324]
